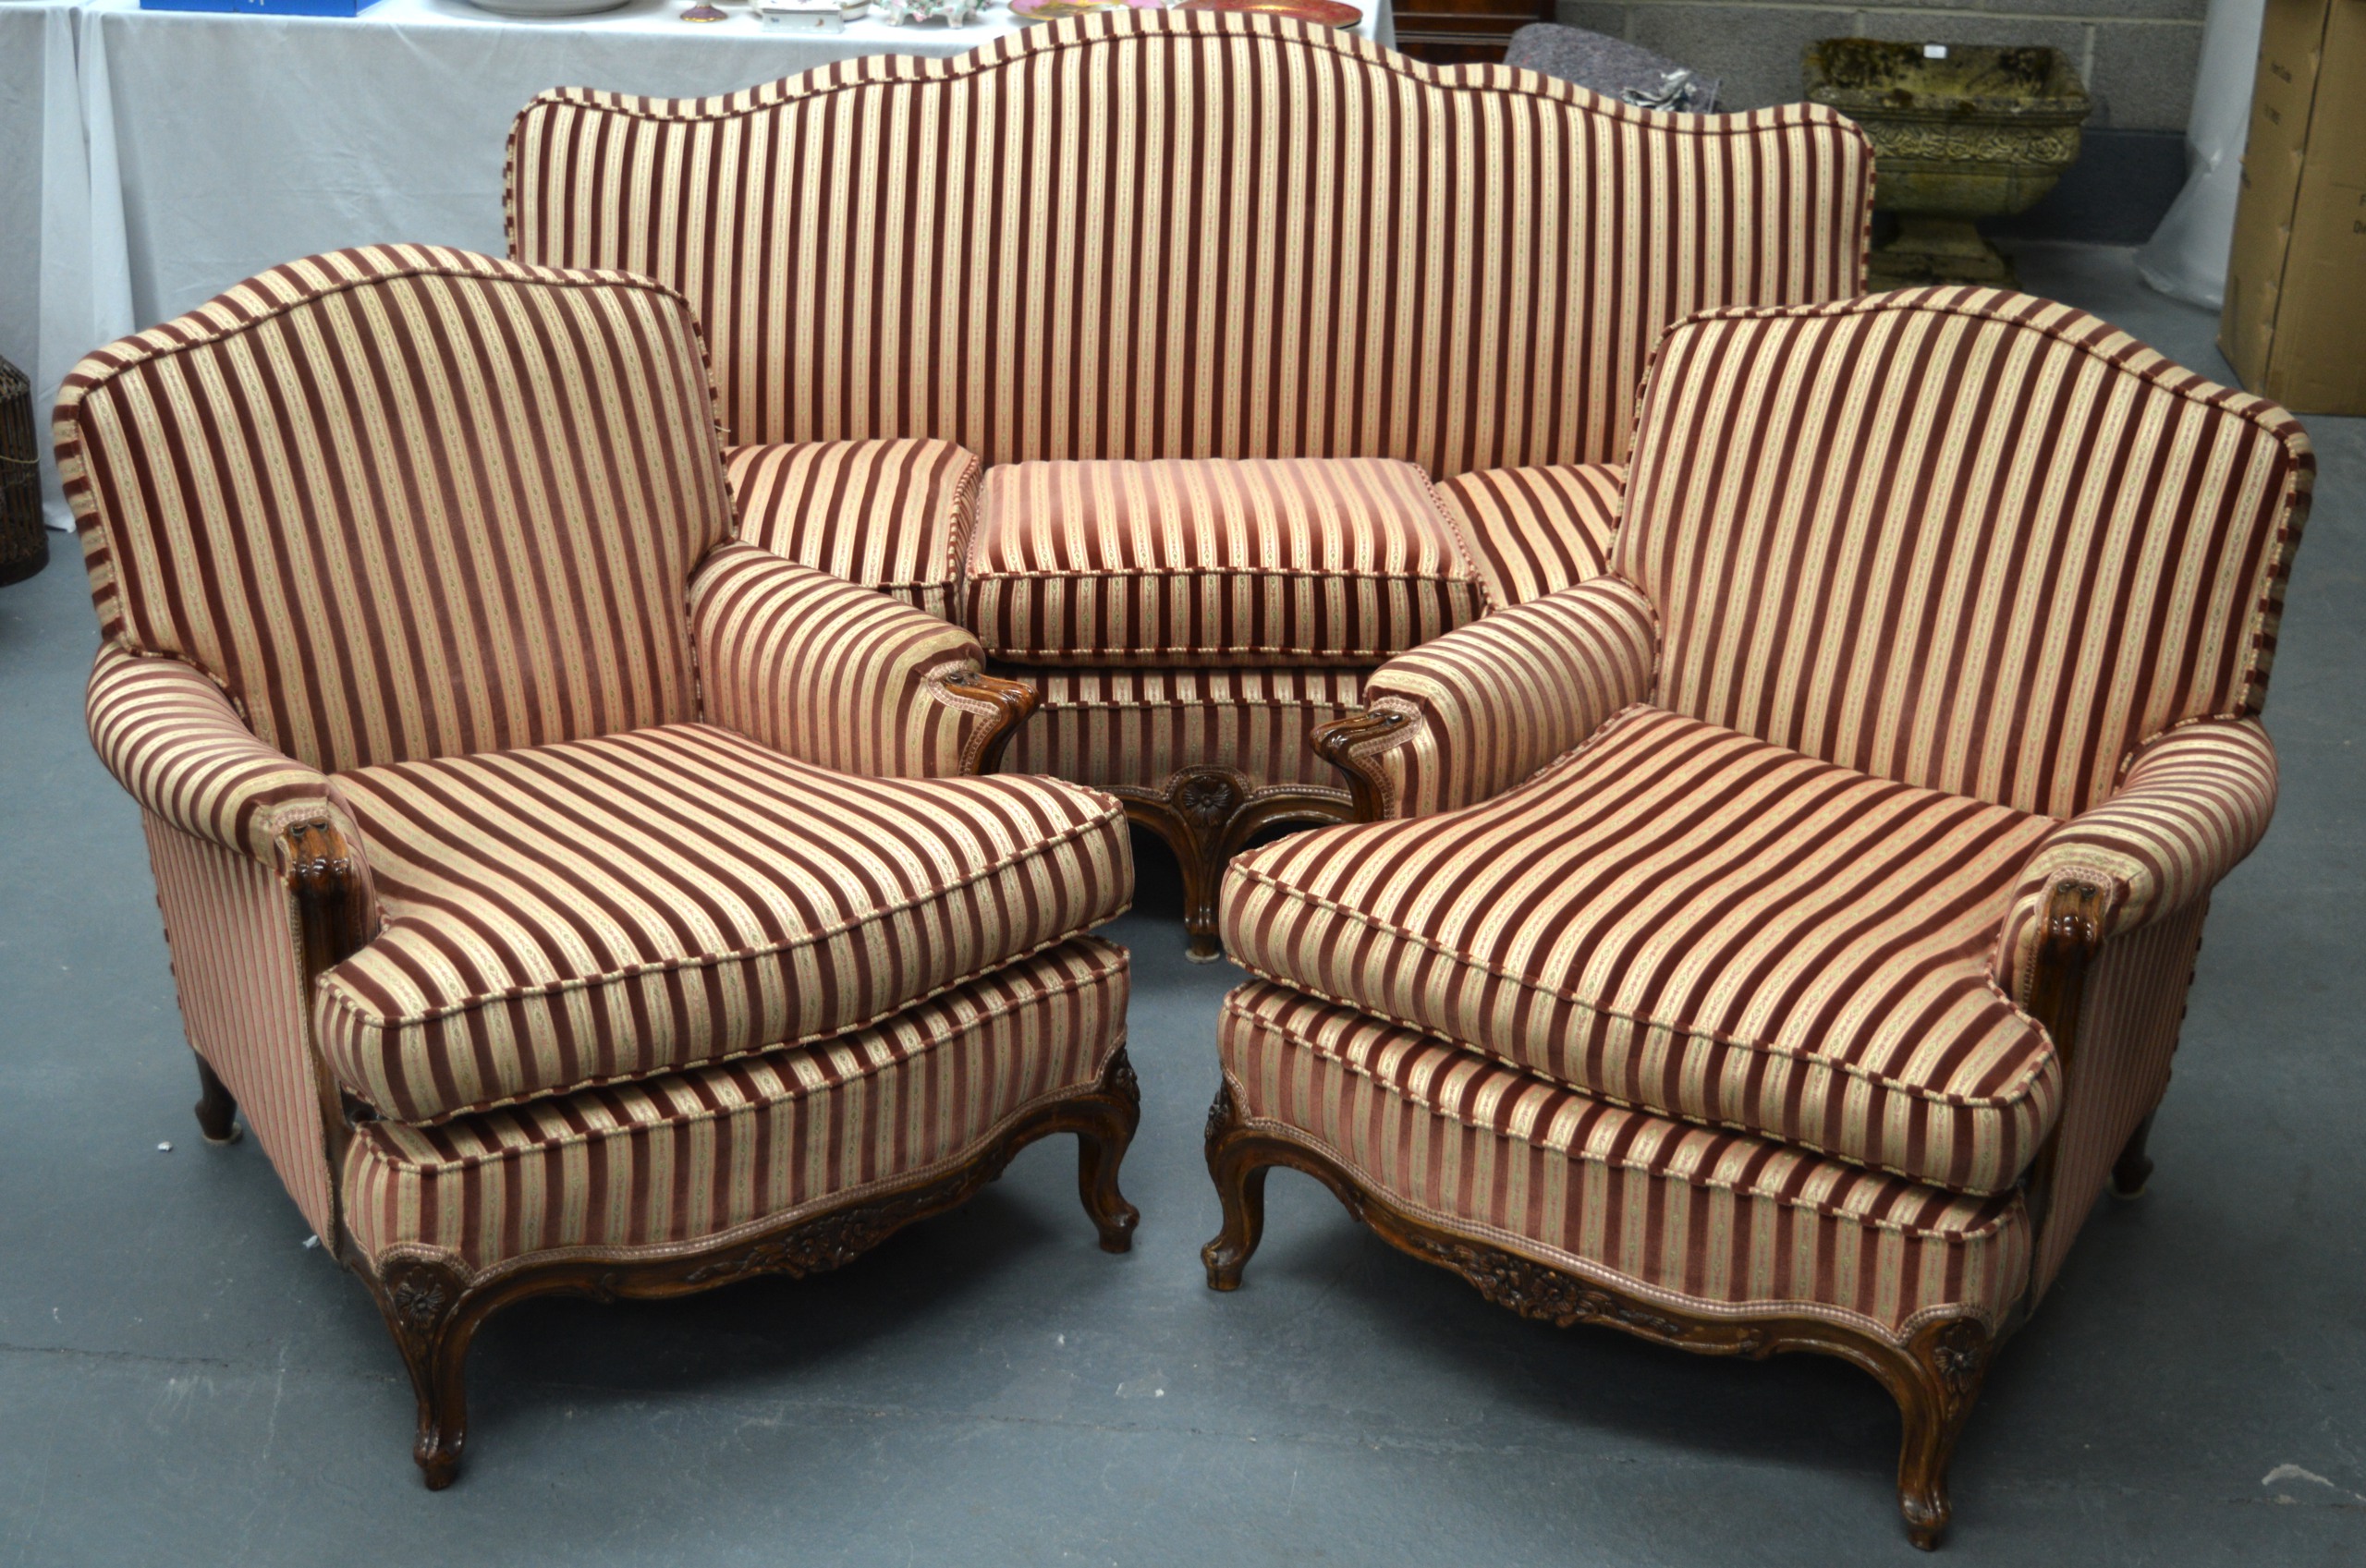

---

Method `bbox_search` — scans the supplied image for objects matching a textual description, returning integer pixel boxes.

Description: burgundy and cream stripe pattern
[346,938,1127,1270]
[1222,982,2031,1337]
[1351,575,1659,819]
[506,11,1872,479]
[55,245,731,775]
[1433,463,1625,609]
[1226,705,2062,1194]
[725,438,979,620]
[690,541,1003,779]
[316,722,1129,1124]
[1994,718,2277,998]
[144,816,342,1247]
[967,457,1486,665]
[1001,666,1371,792]
[67,249,1140,1297]
[1619,288,2314,820]
[88,644,342,863]
[1247,289,2310,1339]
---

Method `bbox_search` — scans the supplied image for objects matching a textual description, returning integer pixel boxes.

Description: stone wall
[1552,0,2206,131]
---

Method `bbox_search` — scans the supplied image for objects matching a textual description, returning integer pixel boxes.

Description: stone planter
[1803,39,2091,288]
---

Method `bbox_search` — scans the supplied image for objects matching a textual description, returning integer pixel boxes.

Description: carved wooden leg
[1199,1082,1272,1290]
[192,1054,241,1145]
[1879,1318,1993,1550]
[370,1255,478,1489]
[2109,1112,2157,1199]
[1114,768,1356,963]
[1075,1048,1143,1253]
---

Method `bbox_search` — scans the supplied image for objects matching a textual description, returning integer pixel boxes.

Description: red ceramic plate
[1178,0,1363,27]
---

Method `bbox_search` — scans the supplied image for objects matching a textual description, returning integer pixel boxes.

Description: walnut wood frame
[942,670,1040,777]
[369,1043,1140,1489]
[1199,867,2120,1549]
[1113,766,1360,963]
[227,745,1140,1488]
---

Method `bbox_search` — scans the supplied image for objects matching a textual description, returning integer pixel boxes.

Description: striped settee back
[506,11,1873,479]
[54,246,735,773]
[1617,288,2315,819]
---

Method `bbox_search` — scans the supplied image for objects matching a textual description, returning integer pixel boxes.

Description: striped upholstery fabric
[1002,665,1370,792]
[2028,902,2204,1297]
[1352,576,1658,819]
[691,541,1000,779]
[144,815,341,1247]
[55,246,731,774]
[1225,704,2062,1194]
[1435,463,1624,608]
[316,722,1130,1123]
[1619,288,2315,820]
[968,457,1485,665]
[346,938,1126,1270]
[1996,718,2277,1000]
[726,438,979,620]
[88,644,342,865]
[1222,981,2030,1337]
[506,12,1872,478]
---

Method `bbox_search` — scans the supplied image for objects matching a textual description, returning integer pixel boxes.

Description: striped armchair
[1209,289,2314,1546]
[56,247,1140,1488]
[505,10,1875,957]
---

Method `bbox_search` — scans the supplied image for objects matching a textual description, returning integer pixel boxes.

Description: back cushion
[506,11,1871,478]
[1617,290,2313,818]
[56,246,732,773]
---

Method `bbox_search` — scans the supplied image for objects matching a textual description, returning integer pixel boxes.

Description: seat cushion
[346,937,1127,1270]
[966,457,1487,666]
[726,438,980,621]
[319,723,1130,1123]
[1223,704,2062,1194]
[1222,980,2029,1337]
[1434,463,1623,608]
[997,664,1371,793]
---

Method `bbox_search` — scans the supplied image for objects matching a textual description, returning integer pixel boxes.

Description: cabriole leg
[370,1256,478,1490]
[1076,1048,1142,1252]
[2109,1112,2157,1199]
[1199,1082,1271,1290]
[192,1054,240,1145]
[1884,1319,1993,1550]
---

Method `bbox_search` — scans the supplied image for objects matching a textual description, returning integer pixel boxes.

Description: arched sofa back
[507,12,1872,480]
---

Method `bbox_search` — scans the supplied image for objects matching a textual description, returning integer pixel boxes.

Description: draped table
[18,0,1396,523]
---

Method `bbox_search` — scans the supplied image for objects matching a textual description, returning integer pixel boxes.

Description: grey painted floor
[2,246,2360,1566]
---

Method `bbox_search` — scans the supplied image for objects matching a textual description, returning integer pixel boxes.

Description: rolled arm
[689,541,1036,779]
[1312,575,1659,820]
[1997,718,2278,1003]
[88,644,341,865]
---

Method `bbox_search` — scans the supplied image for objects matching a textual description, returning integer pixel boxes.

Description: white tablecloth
[14,0,1394,524]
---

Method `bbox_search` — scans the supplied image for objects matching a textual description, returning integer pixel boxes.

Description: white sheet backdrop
[2138,0,2265,310]
[14,0,1397,527]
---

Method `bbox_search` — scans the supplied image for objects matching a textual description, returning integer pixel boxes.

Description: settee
[506,10,1876,956]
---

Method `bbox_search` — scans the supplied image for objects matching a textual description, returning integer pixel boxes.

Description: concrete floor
[1,246,2360,1565]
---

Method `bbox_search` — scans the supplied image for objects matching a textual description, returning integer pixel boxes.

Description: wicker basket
[2,354,52,586]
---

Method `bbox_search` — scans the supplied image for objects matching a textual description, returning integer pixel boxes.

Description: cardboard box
[2221,0,2366,416]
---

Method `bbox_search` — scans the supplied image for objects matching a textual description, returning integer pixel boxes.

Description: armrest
[87,644,338,865]
[689,541,1035,779]
[1312,575,1659,820]
[1996,718,2279,1003]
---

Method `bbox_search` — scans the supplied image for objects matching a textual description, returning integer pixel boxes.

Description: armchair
[57,246,1139,1487]
[1210,289,2313,1546]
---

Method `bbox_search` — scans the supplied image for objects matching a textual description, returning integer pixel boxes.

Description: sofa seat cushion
[997,664,1372,793]
[319,723,1130,1124]
[1223,704,2062,1194]
[1434,463,1623,608]
[1221,980,2029,1337]
[346,937,1127,1270]
[966,457,1486,666]
[726,438,980,621]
